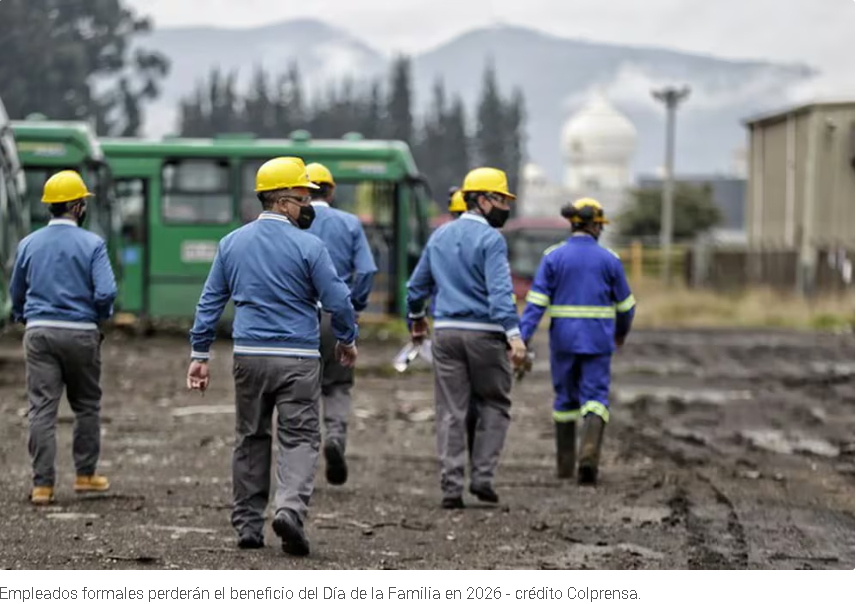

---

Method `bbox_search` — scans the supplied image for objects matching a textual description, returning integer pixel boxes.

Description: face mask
[484,206,510,229]
[295,203,316,230]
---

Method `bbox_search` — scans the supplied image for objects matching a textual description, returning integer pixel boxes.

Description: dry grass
[630,279,855,331]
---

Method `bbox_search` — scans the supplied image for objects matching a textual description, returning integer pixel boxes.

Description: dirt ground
[0,327,852,570]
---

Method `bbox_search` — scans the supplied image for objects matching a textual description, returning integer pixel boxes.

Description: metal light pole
[651,85,690,286]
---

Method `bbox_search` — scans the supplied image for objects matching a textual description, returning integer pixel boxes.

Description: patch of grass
[630,279,855,331]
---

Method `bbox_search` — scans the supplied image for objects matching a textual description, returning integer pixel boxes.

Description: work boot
[273,510,310,557]
[30,486,54,506]
[441,496,465,510]
[324,440,348,486]
[469,484,499,504]
[555,421,577,479]
[74,474,110,493]
[578,415,606,486]
[237,532,265,550]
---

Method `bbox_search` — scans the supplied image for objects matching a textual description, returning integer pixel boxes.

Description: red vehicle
[503,216,570,302]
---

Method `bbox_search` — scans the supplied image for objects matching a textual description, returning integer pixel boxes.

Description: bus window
[23,168,51,224]
[335,180,396,313]
[406,179,431,273]
[82,163,111,241]
[162,159,232,224]
[23,166,108,234]
[115,178,146,247]
[240,161,263,224]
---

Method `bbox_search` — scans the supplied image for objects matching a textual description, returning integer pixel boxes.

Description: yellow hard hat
[306,162,335,186]
[461,167,516,200]
[255,157,320,193]
[448,189,466,213]
[561,197,610,224]
[41,170,93,204]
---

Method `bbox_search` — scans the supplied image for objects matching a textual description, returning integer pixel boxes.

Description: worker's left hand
[336,342,358,368]
[187,360,210,393]
[514,351,535,381]
[508,337,528,367]
[410,317,430,344]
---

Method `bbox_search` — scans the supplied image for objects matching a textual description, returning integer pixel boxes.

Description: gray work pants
[319,313,354,450]
[231,355,321,537]
[433,329,512,498]
[24,327,103,487]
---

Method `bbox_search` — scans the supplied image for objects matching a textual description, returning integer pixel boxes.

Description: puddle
[740,429,840,458]
[808,362,854,377]
[171,405,233,417]
[146,525,218,535]
[47,512,100,520]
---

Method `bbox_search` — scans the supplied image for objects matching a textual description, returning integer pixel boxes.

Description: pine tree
[361,80,383,138]
[504,87,526,200]
[475,60,506,169]
[444,96,471,187]
[386,55,413,145]
[243,66,274,135]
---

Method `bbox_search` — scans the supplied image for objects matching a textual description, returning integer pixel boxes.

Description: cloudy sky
[130,0,854,93]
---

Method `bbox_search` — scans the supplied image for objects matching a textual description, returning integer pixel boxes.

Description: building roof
[742,100,854,127]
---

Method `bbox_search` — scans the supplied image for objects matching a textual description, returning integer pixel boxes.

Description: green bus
[11,117,116,249]
[0,99,29,327]
[101,132,432,321]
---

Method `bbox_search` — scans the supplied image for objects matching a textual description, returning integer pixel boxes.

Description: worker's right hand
[336,342,358,368]
[508,337,528,367]
[410,317,429,344]
[187,360,210,393]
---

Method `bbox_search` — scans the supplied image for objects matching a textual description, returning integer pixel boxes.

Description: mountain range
[137,19,817,182]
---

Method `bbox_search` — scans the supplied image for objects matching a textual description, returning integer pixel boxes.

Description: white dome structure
[522,162,547,186]
[562,92,637,191]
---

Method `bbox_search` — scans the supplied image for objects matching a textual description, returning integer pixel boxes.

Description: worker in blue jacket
[187,157,358,557]
[10,170,117,506]
[440,186,480,460]
[519,198,636,485]
[305,162,377,487]
[407,167,528,510]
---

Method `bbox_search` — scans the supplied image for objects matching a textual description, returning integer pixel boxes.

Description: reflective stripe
[526,290,550,307]
[582,400,610,423]
[433,320,505,333]
[543,242,566,256]
[553,410,581,423]
[616,294,636,313]
[26,320,97,331]
[548,305,616,319]
[233,345,320,358]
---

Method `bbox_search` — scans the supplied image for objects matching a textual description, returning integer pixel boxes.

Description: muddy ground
[0,328,852,570]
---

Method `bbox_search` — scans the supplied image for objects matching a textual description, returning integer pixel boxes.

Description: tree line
[177,58,526,206]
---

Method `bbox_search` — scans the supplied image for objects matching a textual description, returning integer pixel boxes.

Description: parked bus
[10,116,116,252]
[0,99,29,327]
[101,132,432,321]
[503,216,570,302]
